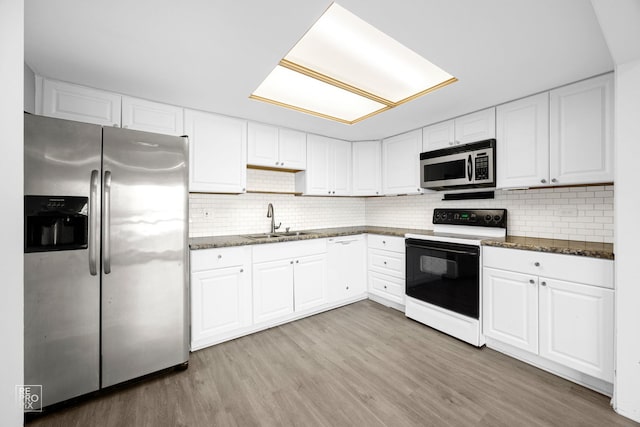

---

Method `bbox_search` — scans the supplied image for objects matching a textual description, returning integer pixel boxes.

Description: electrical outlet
[557,208,578,217]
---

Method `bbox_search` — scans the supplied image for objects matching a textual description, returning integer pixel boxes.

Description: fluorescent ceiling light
[251,2,457,124]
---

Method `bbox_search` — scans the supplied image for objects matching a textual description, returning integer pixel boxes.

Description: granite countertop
[190,227,614,260]
[481,236,614,260]
[189,226,431,250]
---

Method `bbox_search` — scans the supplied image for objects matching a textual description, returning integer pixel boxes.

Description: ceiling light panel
[284,3,455,104]
[250,2,456,124]
[251,65,387,123]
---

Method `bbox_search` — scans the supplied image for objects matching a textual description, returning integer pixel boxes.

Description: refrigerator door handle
[89,169,99,275]
[103,170,112,274]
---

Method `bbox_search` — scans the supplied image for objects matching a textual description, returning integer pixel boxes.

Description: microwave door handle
[467,155,473,182]
[103,170,112,275]
[89,170,99,276]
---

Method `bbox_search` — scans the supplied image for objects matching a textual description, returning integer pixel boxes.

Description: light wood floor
[28,300,637,427]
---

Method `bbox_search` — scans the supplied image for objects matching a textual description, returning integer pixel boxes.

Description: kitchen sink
[243,231,313,239]
[275,231,312,237]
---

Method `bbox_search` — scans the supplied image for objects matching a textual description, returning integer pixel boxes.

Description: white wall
[24,63,35,114]
[613,59,640,423]
[0,0,24,425]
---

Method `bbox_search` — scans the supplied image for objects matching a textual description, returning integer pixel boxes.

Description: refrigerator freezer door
[101,127,188,387]
[24,114,102,407]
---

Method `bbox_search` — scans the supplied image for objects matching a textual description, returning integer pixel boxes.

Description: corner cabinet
[295,134,351,196]
[483,246,614,384]
[184,109,247,193]
[190,247,252,350]
[247,122,306,170]
[382,129,423,195]
[352,140,382,196]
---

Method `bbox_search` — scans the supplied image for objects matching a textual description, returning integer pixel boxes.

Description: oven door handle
[406,243,478,256]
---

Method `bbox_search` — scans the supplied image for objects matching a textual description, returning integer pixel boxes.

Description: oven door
[420,151,472,188]
[405,238,480,318]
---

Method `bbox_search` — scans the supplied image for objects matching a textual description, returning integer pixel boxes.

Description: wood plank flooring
[28,300,637,427]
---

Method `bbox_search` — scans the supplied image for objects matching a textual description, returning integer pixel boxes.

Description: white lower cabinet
[190,247,252,350]
[367,235,406,307]
[482,246,614,384]
[253,259,295,323]
[327,235,367,303]
[293,254,328,312]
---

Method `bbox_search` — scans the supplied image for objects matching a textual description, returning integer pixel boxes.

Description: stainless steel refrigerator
[24,113,189,409]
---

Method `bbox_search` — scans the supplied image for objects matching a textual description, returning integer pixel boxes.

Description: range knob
[485,214,492,222]
[493,215,502,222]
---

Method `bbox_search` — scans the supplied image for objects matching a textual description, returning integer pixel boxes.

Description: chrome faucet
[266,203,281,234]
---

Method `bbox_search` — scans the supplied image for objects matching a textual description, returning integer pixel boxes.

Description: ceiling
[24,0,613,141]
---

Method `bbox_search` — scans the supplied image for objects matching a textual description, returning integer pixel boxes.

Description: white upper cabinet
[184,109,247,193]
[454,108,496,144]
[549,74,614,185]
[40,78,121,127]
[352,140,382,196]
[296,134,351,196]
[422,108,495,152]
[121,96,184,136]
[247,123,306,170]
[496,93,550,188]
[382,129,423,195]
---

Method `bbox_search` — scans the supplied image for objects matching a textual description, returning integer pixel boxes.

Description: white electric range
[404,208,507,346]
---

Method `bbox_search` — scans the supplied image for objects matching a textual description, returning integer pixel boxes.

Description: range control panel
[433,208,507,228]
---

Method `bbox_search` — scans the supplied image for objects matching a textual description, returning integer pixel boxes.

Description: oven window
[424,159,466,182]
[406,240,479,318]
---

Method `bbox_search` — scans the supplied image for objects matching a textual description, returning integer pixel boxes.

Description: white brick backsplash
[189,170,614,243]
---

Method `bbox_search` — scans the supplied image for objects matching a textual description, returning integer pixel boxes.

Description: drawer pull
[382,241,386,244]
[346,286,349,290]
[529,279,535,284]
[384,285,388,289]
[534,262,540,267]
[383,261,387,265]
[541,281,547,286]
[218,255,222,259]
[240,268,244,273]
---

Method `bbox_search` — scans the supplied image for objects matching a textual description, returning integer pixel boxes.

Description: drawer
[191,246,250,272]
[367,234,405,253]
[369,271,405,304]
[483,246,614,289]
[368,248,405,278]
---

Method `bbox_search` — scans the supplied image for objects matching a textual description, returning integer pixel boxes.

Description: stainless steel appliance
[24,113,189,409]
[405,208,507,346]
[420,139,496,190]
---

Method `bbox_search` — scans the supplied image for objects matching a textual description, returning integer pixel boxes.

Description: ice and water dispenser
[24,196,89,253]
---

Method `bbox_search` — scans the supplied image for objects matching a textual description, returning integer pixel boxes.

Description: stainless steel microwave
[420,139,496,190]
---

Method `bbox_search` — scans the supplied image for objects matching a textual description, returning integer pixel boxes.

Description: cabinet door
[455,108,496,144]
[278,128,307,170]
[549,74,614,185]
[247,122,279,168]
[300,134,331,195]
[422,120,455,151]
[253,259,294,324]
[496,93,550,188]
[294,254,327,312]
[41,78,121,127]
[331,140,352,196]
[352,141,382,196]
[382,129,423,195]
[483,268,538,353]
[327,236,367,303]
[539,278,614,382]
[191,266,251,345]
[185,109,247,193]
[121,96,184,136]
[368,271,405,304]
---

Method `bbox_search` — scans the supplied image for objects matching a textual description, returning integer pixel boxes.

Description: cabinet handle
[290,260,294,264]
[296,260,299,263]
[540,179,547,184]
[346,286,349,290]
[382,241,386,244]
[384,285,388,289]
[551,178,558,183]
[375,191,379,194]
[529,279,535,284]
[534,262,540,267]
[328,191,331,194]
[383,261,387,265]
[242,188,246,192]
[455,140,460,145]
[449,141,454,146]
[275,162,279,165]
[218,255,222,259]
[240,268,244,273]
[417,188,421,192]
[332,191,335,194]
[281,162,284,166]
[541,281,547,286]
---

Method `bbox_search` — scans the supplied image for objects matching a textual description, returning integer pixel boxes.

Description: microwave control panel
[433,208,507,228]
